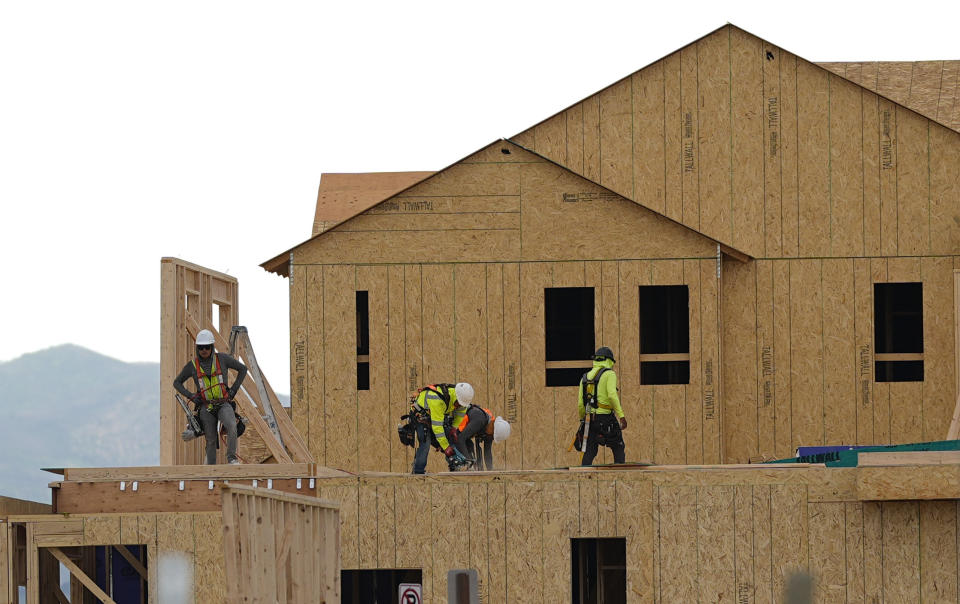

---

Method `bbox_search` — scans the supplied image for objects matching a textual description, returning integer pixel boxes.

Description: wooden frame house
[262,24,960,474]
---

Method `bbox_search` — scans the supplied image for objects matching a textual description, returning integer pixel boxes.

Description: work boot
[228,459,241,465]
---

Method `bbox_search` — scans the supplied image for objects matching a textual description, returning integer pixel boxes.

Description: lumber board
[632,63,665,216]
[881,502,920,601]
[756,260,775,458]
[919,500,958,602]
[697,486,736,602]
[323,265,357,472]
[566,102,584,174]
[830,74,865,257]
[862,90,882,256]
[505,480,542,603]
[663,50,683,224]
[730,27,764,256]
[519,263,552,471]
[307,265,326,466]
[502,264,522,470]
[62,463,322,481]
[599,78,633,199]
[680,45,700,229]
[583,93,601,184]
[797,59,831,256]
[47,547,116,604]
[887,257,923,444]
[55,479,318,514]
[858,464,960,500]
[721,259,757,463]
[808,502,847,602]
[930,125,960,255]
[356,265,390,474]
[290,263,308,452]
[695,28,733,248]
[762,44,783,257]
[822,259,856,446]
[879,99,899,256]
[896,109,930,255]
[779,51,800,257]
[387,265,408,473]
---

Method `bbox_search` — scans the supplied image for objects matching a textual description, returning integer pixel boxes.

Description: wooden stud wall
[15,511,226,603]
[160,258,239,466]
[221,486,339,603]
[722,255,958,463]
[513,25,960,259]
[315,466,960,604]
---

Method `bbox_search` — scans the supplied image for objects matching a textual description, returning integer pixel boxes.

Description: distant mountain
[0,344,159,503]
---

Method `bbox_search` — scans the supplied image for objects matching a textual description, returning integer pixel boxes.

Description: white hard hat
[455,382,474,406]
[196,330,215,346]
[493,417,511,442]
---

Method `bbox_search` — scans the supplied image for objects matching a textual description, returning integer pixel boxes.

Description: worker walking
[578,346,627,465]
[450,399,511,470]
[409,382,471,474]
[173,329,248,465]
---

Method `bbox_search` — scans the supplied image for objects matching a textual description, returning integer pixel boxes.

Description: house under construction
[4,23,960,603]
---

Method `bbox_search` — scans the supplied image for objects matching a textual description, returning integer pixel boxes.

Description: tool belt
[397,414,416,448]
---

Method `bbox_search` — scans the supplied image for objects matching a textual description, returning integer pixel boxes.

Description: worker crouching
[406,382,471,474]
[450,400,511,470]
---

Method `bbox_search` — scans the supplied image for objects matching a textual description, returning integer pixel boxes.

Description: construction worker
[409,382,471,474]
[578,346,627,465]
[450,400,511,470]
[173,329,248,465]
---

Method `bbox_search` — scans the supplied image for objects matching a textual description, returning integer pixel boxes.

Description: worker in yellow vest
[578,346,627,465]
[409,382,470,473]
[173,329,248,464]
[450,401,511,470]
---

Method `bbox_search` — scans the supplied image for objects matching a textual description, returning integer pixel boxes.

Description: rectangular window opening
[572,537,626,604]
[639,285,689,385]
[874,282,923,382]
[545,287,595,387]
[356,291,370,390]
[341,568,422,604]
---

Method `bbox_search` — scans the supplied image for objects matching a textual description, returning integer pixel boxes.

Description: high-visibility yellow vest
[194,355,227,401]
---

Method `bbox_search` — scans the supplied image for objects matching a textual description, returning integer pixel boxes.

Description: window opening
[639,285,689,385]
[874,282,923,382]
[341,568,422,604]
[545,287,595,386]
[572,538,626,604]
[356,291,370,390]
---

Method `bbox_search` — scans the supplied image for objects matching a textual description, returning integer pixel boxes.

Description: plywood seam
[828,75,834,256]
[820,260,827,447]
[728,28,735,244]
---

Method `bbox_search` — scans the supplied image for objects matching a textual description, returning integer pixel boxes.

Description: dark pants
[452,406,494,469]
[467,437,494,470]
[412,422,433,474]
[581,414,625,466]
[199,403,238,465]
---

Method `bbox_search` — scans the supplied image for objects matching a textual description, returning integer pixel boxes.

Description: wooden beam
[113,545,147,580]
[857,450,960,466]
[54,479,320,514]
[639,353,691,362]
[46,547,117,604]
[63,463,320,482]
[544,360,592,369]
[719,244,751,263]
[874,352,924,361]
[857,464,960,500]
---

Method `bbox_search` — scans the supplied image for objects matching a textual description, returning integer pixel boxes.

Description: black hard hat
[593,346,615,362]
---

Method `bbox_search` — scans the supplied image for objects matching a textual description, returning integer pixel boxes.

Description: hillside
[0,344,159,502]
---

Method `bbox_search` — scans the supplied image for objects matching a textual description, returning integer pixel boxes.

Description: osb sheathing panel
[303,468,960,604]
[513,25,960,258]
[293,143,716,267]
[820,60,960,133]
[722,255,959,463]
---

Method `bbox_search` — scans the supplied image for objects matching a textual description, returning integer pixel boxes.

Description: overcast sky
[2,0,957,390]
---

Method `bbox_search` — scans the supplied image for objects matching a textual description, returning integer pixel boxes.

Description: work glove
[444,445,455,458]
[181,425,198,442]
[619,416,628,430]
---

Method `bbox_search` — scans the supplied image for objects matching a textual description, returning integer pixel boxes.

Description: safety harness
[580,368,611,414]
[193,355,228,402]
